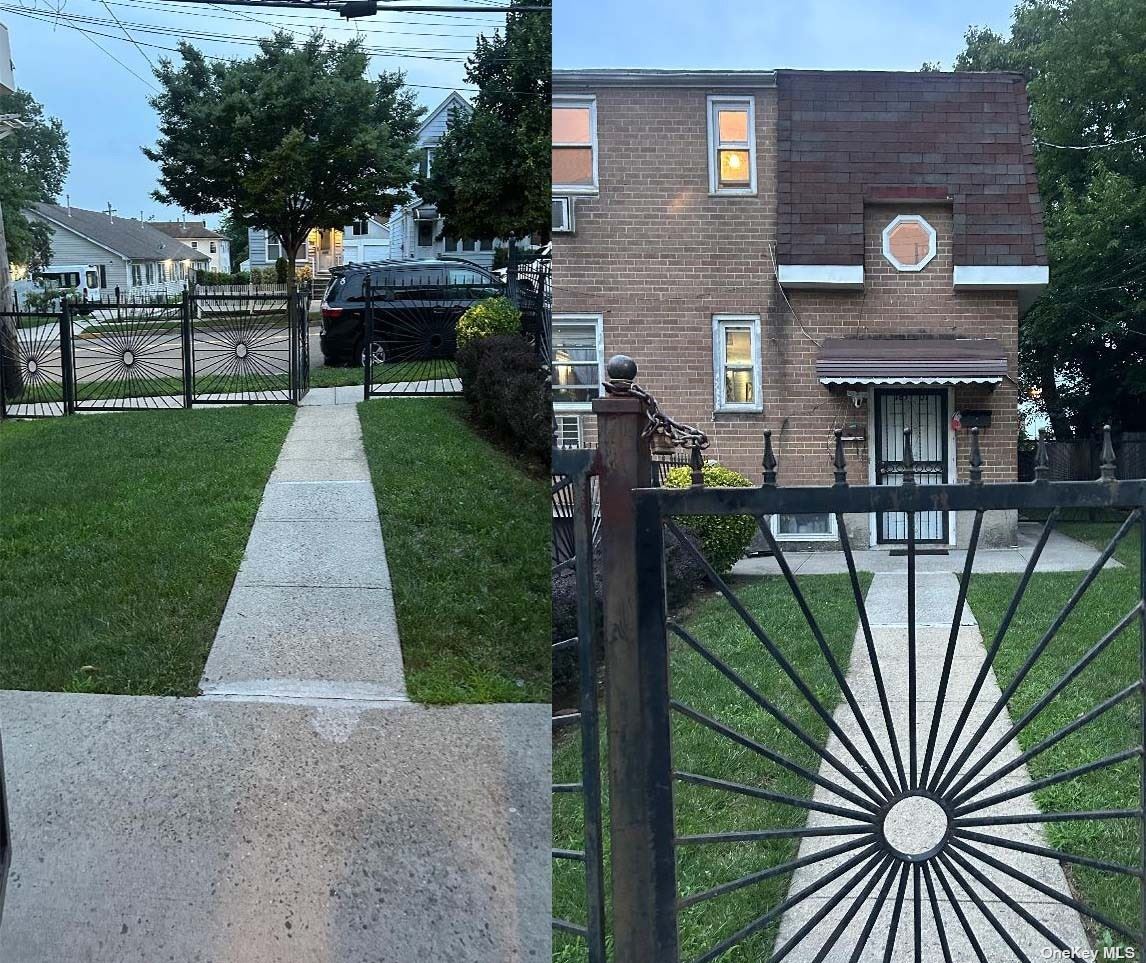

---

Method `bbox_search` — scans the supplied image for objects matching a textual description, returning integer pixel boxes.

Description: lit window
[713,315,762,411]
[882,214,937,271]
[553,315,604,411]
[708,96,756,195]
[552,96,597,193]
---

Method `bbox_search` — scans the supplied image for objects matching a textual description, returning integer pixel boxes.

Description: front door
[874,388,949,543]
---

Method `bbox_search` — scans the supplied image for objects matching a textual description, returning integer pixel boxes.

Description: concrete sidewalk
[0,693,549,962]
[773,570,1091,959]
[0,402,549,961]
[201,404,407,703]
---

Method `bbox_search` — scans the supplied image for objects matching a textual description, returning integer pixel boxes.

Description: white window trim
[771,512,837,542]
[707,95,757,196]
[553,313,605,413]
[555,414,584,449]
[552,196,574,233]
[265,235,282,262]
[881,214,937,272]
[712,315,763,412]
[553,94,599,195]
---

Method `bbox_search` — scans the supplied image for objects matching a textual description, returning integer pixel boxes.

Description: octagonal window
[882,214,937,272]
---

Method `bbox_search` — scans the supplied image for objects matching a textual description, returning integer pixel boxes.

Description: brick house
[551,69,1048,549]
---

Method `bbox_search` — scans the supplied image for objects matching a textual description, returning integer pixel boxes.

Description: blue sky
[554,0,1015,72]
[4,0,504,225]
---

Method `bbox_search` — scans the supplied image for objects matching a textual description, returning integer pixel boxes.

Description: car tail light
[321,303,343,319]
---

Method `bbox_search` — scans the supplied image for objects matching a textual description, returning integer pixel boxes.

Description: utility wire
[100,0,156,70]
[1036,132,1146,150]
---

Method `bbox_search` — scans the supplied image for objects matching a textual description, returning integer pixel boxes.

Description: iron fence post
[181,289,193,408]
[288,282,299,405]
[59,298,75,415]
[594,376,679,963]
[363,278,374,402]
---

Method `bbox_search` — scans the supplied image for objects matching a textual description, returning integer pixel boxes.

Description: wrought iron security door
[592,356,1146,963]
[876,389,948,543]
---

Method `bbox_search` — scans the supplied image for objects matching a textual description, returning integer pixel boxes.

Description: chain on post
[603,354,709,485]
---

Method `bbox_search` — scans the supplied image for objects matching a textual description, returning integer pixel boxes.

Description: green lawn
[309,360,459,389]
[0,406,294,694]
[357,398,549,704]
[967,518,1143,952]
[553,572,870,962]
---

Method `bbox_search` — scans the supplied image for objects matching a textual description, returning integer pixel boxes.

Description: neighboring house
[150,220,230,272]
[552,69,1049,549]
[25,202,210,296]
[246,90,509,279]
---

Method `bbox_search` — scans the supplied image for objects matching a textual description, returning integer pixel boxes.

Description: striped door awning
[815,337,1007,386]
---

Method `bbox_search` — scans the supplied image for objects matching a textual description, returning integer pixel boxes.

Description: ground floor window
[417,221,434,247]
[712,315,762,412]
[131,264,142,286]
[774,513,834,539]
[553,315,604,411]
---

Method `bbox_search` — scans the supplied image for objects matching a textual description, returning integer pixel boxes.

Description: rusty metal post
[593,354,679,963]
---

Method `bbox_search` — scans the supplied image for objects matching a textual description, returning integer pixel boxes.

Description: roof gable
[417,91,470,145]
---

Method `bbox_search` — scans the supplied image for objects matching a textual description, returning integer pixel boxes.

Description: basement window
[708,96,756,195]
[882,214,937,271]
[553,315,604,411]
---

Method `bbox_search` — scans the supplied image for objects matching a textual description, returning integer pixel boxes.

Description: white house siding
[32,225,130,292]
[183,237,229,272]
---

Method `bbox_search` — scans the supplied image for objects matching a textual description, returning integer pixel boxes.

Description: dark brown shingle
[776,70,1047,268]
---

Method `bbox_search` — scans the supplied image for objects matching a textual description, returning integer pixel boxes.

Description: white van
[32,264,104,301]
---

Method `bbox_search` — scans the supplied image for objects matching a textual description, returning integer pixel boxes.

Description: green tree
[0,89,70,267]
[217,212,248,271]
[953,0,1146,436]
[144,32,423,279]
[421,0,551,243]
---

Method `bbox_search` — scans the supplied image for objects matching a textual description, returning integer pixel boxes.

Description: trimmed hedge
[457,296,522,349]
[457,334,549,461]
[663,462,756,573]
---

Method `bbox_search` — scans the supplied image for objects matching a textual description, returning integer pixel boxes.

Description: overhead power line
[155,0,547,13]
[1037,132,1146,150]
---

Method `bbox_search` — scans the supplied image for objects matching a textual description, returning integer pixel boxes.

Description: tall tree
[0,89,70,267]
[144,33,423,279]
[952,0,1146,437]
[421,0,551,242]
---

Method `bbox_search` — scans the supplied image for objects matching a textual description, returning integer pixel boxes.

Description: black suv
[319,259,507,367]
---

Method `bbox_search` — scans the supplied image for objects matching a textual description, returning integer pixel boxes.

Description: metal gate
[876,388,948,542]
[0,286,310,417]
[551,447,607,963]
[592,355,1146,962]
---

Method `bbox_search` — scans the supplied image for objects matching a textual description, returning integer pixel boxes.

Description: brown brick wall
[554,84,1021,543]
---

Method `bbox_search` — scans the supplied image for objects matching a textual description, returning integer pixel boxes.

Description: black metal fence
[0,286,311,418]
[572,354,1146,962]
[552,447,607,963]
[508,243,552,365]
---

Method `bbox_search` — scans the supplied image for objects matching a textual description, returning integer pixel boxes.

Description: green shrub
[456,296,522,349]
[456,334,548,461]
[274,256,289,283]
[662,462,756,573]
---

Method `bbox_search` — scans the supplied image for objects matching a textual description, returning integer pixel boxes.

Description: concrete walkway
[734,521,1123,577]
[0,402,549,961]
[772,547,1105,957]
[201,404,407,703]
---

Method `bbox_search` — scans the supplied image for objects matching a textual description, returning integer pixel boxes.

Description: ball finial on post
[1100,424,1117,481]
[605,354,638,388]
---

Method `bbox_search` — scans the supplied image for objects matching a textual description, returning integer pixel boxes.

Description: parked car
[319,259,508,367]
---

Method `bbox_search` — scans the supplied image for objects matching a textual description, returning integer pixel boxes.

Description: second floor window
[266,236,281,261]
[210,241,217,254]
[552,95,598,193]
[708,96,756,195]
